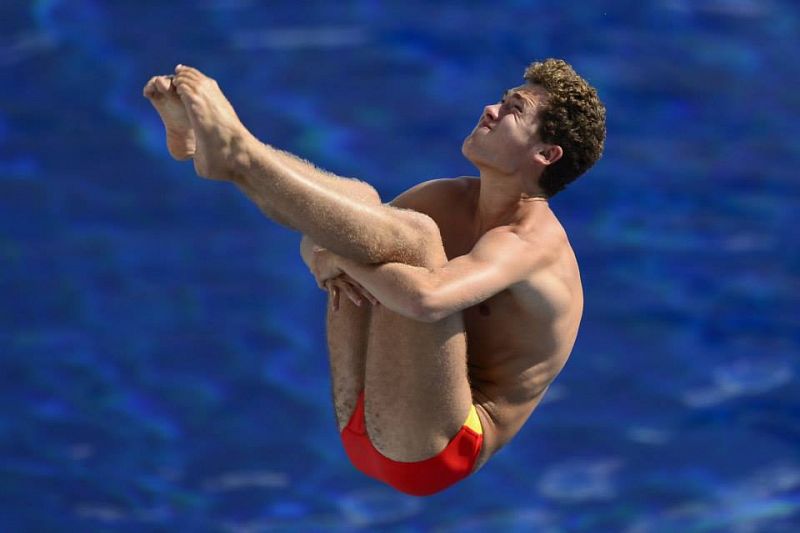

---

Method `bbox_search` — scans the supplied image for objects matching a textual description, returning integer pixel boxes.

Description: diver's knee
[355,180,382,205]
[398,211,447,268]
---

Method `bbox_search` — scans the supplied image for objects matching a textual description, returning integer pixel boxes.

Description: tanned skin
[143,66,583,474]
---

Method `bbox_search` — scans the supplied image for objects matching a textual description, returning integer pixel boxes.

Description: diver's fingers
[344,278,378,305]
[338,280,363,307]
[357,285,378,306]
[354,285,377,306]
[327,282,340,311]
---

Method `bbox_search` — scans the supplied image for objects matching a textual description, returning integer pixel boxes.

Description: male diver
[143,58,605,496]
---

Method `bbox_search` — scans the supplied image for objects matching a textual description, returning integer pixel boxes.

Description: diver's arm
[335,227,549,322]
[333,256,431,320]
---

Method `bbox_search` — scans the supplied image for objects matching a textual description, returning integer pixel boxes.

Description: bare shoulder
[510,212,581,319]
[386,176,473,214]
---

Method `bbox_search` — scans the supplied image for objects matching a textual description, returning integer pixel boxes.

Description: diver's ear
[534,145,563,166]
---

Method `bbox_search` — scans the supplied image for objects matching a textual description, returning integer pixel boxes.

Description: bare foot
[143,75,196,160]
[171,64,254,181]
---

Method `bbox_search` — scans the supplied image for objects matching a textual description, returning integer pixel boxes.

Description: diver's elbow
[413,291,450,323]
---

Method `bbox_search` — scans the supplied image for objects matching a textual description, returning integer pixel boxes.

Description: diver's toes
[143,76,158,97]
[154,76,171,93]
[162,75,178,94]
[175,64,201,76]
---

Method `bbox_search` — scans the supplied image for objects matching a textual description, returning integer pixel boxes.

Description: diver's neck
[474,174,548,232]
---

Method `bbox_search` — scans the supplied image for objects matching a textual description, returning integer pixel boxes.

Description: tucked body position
[143,59,606,496]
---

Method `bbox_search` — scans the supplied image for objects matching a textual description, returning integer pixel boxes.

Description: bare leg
[146,73,388,436]
[170,65,433,266]
[318,193,383,433]
[233,148,388,235]
[325,289,373,432]
[358,224,477,464]
[323,210,486,471]
[163,67,483,466]
[143,74,381,232]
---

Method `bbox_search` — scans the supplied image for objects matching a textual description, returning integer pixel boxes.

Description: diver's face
[462,84,546,175]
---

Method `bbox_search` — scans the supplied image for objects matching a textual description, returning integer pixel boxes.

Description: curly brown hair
[524,59,606,197]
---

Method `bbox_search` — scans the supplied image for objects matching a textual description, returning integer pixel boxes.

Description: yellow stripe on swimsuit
[464,404,483,434]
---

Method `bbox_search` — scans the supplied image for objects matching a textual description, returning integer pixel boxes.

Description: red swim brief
[340,389,484,496]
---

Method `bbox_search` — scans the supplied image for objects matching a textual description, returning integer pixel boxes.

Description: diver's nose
[480,104,499,128]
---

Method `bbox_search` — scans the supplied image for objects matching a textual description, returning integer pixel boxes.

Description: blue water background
[1,0,799,531]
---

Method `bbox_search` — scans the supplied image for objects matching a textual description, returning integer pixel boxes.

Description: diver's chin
[463,130,480,148]
[461,142,483,167]
[461,138,474,159]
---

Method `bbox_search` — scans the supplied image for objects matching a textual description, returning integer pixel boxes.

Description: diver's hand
[311,247,378,309]
[325,274,379,310]
[311,246,343,288]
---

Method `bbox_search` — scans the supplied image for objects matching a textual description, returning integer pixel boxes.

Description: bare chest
[438,220,549,382]
[438,210,581,409]
[422,179,583,447]
[461,285,553,389]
